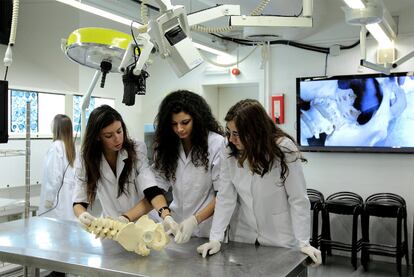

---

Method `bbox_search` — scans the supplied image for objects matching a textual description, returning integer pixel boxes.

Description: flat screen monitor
[0,0,12,45]
[0,80,8,143]
[296,72,414,153]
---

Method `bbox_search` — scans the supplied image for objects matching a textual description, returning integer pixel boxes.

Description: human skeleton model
[86,215,169,256]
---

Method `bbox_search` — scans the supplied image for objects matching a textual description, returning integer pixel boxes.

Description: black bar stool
[320,191,364,269]
[361,193,409,275]
[307,188,324,248]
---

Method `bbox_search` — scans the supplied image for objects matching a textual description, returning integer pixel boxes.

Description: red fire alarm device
[271,94,284,124]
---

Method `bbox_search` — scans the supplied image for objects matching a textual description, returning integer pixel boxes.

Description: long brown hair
[81,105,137,204]
[225,99,305,183]
[52,114,75,166]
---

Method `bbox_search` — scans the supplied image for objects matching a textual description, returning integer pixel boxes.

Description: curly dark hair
[225,99,306,183]
[81,105,137,204]
[153,90,224,181]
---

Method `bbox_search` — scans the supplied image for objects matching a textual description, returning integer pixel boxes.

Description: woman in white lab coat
[140,90,224,244]
[72,105,156,227]
[197,99,321,265]
[39,114,77,221]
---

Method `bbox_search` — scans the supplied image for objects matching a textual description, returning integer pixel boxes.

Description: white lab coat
[210,137,311,248]
[143,132,224,238]
[73,140,158,218]
[39,140,77,221]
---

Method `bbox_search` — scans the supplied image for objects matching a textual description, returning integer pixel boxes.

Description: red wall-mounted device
[271,94,284,124]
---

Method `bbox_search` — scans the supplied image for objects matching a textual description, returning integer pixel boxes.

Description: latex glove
[44,200,54,209]
[197,240,221,258]
[78,211,96,228]
[300,245,322,266]
[118,215,130,223]
[163,215,180,236]
[175,215,198,244]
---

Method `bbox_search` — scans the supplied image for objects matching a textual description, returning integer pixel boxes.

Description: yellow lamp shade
[64,27,133,72]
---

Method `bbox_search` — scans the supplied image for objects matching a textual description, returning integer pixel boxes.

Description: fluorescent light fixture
[366,23,394,47]
[193,42,231,57]
[343,0,396,48]
[56,0,141,28]
[343,0,366,9]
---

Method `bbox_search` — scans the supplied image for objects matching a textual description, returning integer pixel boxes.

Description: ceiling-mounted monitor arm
[392,50,414,69]
[360,59,390,75]
[359,25,391,74]
[359,31,414,74]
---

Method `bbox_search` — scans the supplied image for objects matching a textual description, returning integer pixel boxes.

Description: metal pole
[24,101,30,219]
[262,41,271,113]
[81,70,101,141]
[23,101,30,277]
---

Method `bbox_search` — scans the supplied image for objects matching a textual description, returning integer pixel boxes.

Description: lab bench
[0,217,308,277]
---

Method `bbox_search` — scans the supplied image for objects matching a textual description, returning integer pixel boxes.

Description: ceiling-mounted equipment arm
[186,5,241,26]
[154,0,173,13]
[392,51,414,69]
[118,33,154,75]
[230,0,313,28]
[147,4,203,77]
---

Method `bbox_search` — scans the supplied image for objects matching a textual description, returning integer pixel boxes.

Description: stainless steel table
[0,217,308,277]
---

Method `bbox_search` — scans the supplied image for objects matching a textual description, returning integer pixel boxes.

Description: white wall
[0,0,413,259]
[140,3,414,259]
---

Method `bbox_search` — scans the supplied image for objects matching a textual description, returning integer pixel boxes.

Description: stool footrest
[321,239,363,251]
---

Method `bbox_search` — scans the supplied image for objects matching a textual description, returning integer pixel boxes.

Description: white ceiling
[50,0,414,44]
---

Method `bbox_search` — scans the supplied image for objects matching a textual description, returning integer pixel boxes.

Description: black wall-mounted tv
[296,72,414,153]
[0,80,8,143]
[0,0,12,45]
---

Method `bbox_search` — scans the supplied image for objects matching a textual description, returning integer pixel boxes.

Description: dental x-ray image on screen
[296,72,414,153]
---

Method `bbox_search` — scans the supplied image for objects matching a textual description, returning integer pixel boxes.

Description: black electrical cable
[211,31,366,55]
[324,53,329,76]
[4,66,8,81]
[130,21,142,66]
[38,163,70,216]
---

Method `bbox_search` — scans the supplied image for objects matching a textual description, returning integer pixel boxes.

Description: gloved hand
[175,215,198,244]
[78,211,96,228]
[44,200,54,209]
[118,215,130,223]
[163,215,180,236]
[196,240,221,258]
[300,245,322,266]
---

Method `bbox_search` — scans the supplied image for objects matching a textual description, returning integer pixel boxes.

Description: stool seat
[307,189,324,248]
[325,200,361,214]
[321,191,363,269]
[361,193,408,275]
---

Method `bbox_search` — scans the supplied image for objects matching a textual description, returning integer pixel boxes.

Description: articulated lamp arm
[118,33,154,75]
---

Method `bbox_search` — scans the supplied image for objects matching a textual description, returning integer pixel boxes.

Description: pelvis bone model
[86,215,169,256]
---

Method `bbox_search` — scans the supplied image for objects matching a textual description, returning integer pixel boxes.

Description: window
[73,95,115,132]
[10,90,66,137]
[9,89,114,137]
[10,90,38,134]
